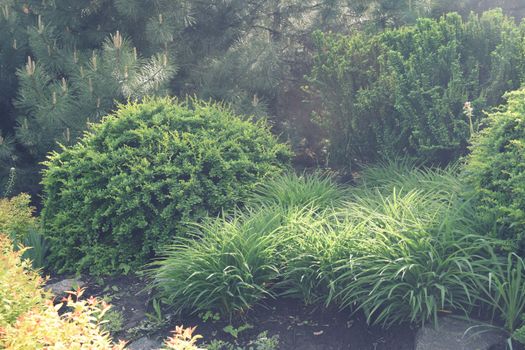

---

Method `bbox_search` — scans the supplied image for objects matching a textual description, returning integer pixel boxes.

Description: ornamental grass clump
[330,174,496,327]
[357,159,464,198]
[279,164,497,327]
[276,207,354,305]
[151,208,284,318]
[41,98,291,275]
[151,163,503,328]
[249,172,348,210]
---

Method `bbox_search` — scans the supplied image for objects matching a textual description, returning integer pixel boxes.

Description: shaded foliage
[308,10,525,168]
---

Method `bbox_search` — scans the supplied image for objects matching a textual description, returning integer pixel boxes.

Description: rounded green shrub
[465,89,525,252]
[41,98,291,275]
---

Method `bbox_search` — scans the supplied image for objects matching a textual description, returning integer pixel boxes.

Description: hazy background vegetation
[1,0,524,196]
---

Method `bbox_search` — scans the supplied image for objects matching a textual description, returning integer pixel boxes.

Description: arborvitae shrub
[41,98,291,275]
[465,89,525,252]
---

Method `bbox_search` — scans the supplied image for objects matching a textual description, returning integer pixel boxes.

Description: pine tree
[0,1,30,169]
[0,0,182,191]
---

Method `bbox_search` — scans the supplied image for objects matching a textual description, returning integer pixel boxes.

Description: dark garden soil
[71,274,416,350]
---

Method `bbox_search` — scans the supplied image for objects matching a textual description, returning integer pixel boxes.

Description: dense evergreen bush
[465,89,525,253]
[41,98,291,275]
[308,10,525,168]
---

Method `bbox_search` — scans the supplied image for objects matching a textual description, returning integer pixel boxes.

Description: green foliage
[15,31,177,161]
[476,253,525,338]
[465,88,525,253]
[153,162,502,327]
[308,10,525,168]
[223,323,254,339]
[100,308,125,335]
[206,332,279,350]
[0,193,37,244]
[41,98,291,275]
[21,228,49,270]
[151,208,284,317]
[249,172,348,210]
[333,195,492,327]
[513,317,525,345]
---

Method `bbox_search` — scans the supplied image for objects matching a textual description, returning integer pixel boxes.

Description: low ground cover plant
[41,98,291,275]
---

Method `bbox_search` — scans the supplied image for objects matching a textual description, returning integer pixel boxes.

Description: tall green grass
[277,164,498,327]
[250,172,348,210]
[357,159,463,198]
[276,207,351,305]
[150,164,518,329]
[22,229,49,269]
[476,253,525,335]
[150,208,284,317]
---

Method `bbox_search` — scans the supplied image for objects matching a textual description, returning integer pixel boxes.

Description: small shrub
[151,208,284,317]
[0,234,46,329]
[100,308,125,335]
[162,326,204,350]
[1,289,126,350]
[41,98,291,275]
[0,193,48,269]
[0,234,124,349]
[465,89,525,253]
[0,193,37,244]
